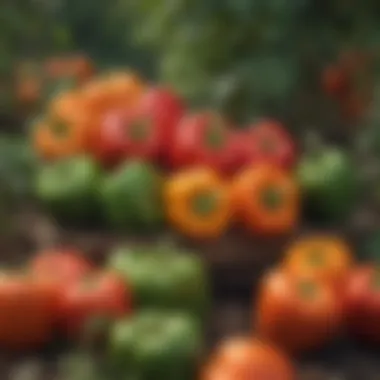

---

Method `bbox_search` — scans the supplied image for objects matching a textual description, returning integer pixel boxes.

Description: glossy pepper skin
[32,91,92,160]
[35,156,102,226]
[343,265,380,344]
[245,119,296,170]
[232,164,299,235]
[282,235,353,291]
[164,168,231,239]
[107,246,209,316]
[136,87,185,164]
[100,160,163,231]
[297,146,357,223]
[109,311,202,380]
[92,107,163,166]
[170,112,233,173]
[202,338,295,380]
[59,271,132,338]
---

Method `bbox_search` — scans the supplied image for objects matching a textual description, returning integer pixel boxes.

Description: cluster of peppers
[0,245,208,380]
[30,69,359,238]
[35,142,358,238]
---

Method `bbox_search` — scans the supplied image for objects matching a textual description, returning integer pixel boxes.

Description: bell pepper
[100,160,163,231]
[297,146,357,222]
[109,310,202,380]
[231,164,299,235]
[91,107,163,167]
[245,119,296,170]
[170,112,233,173]
[35,156,102,226]
[32,91,92,160]
[136,87,185,165]
[107,245,209,316]
[164,168,231,239]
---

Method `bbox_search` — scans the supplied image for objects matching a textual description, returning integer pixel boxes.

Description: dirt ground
[0,207,380,380]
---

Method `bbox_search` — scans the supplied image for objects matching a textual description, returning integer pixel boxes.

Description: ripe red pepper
[92,107,162,166]
[29,248,93,285]
[170,111,233,173]
[137,87,184,160]
[59,271,132,337]
[92,87,184,166]
[245,119,296,170]
[343,265,380,344]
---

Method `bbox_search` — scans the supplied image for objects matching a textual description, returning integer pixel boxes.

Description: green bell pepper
[107,245,209,317]
[297,146,357,223]
[100,160,163,231]
[35,156,102,225]
[109,311,202,380]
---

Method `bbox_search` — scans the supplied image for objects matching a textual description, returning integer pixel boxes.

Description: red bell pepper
[92,107,162,166]
[137,87,184,156]
[245,119,296,170]
[92,87,184,166]
[170,111,233,173]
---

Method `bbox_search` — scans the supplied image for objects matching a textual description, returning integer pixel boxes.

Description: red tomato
[170,111,233,173]
[59,271,131,337]
[244,119,296,170]
[343,265,380,344]
[137,87,184,161]
[29,248,92,285]
[202,338,295,380]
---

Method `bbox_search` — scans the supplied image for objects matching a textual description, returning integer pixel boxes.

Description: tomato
[136,87,184,163]
[282,235,353,291]
[202,337,295,380]
[256,268,343,353]
[343,265,380,344]
[59,272,131,337]
[29,248,93,285]
[0,274,57,349]
[244,119,296,170]
[170,112,233,173]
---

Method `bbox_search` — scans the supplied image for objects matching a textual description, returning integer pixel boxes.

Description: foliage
[0,0,70,112]
[0,134,37,205]
[123,0,380,125]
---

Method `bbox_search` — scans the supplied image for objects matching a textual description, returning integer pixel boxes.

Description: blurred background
[1,2,380,379]
[3,0,380,131]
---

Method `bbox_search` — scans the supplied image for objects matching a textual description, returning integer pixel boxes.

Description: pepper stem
[51,120,68,138]
[192,192,217,216]
[261,187,283,210]
[206,121,225,150]
[129,120,149,141]
[298,281,317,299]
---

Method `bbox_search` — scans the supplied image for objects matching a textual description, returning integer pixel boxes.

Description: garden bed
[0,207,379,380]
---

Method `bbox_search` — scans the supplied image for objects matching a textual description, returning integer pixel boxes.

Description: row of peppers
[35,151,356,238]
[30,71,358,236]
[6,236,380,379]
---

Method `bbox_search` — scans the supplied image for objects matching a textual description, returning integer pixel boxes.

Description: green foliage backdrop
[3,0,380,133]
